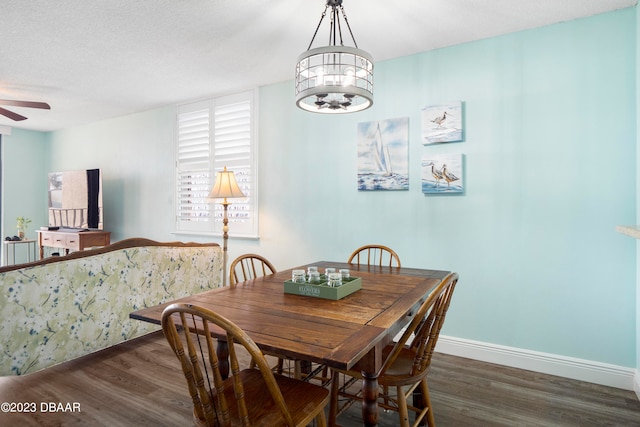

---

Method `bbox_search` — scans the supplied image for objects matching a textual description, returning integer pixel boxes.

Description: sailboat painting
[357,117,409,191]
[422,101,463,144]
[421,154,464,194]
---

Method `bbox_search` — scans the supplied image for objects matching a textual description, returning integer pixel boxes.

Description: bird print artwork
[430,111,448,128]
[422,101,463,144]
[421,155,463,194]
[441,164,459,187]
[425,161,444,189]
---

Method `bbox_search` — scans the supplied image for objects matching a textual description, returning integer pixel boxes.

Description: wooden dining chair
[329,272,459,427]
[347,244,401,268]
[229,253,276,287]
[228,253,294,376]
[161,303,329,427]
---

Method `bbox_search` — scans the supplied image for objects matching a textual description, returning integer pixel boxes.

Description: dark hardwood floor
[0,331,638,426]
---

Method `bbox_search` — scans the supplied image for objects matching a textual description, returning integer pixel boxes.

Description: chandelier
[295,0,374,113]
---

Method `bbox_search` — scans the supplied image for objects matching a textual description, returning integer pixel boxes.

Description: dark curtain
[86,168,100,229]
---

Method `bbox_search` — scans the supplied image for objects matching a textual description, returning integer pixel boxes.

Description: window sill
[171,230,259,241]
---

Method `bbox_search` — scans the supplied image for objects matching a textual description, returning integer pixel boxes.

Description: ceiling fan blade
[0,107,28,121]
[0,99,51,110]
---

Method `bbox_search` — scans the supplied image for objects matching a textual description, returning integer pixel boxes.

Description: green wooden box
[283,276,362,300]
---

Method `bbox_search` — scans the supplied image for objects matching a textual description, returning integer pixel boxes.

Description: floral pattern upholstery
[0,241,223,376]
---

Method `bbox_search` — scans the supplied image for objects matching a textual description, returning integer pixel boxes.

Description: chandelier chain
[339,5,359,48]
[305,2,359,51]
[306,5,329,51]
[329,5,344,46]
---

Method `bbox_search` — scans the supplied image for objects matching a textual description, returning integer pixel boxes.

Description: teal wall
[1,129,48,262]
[636,3,640,382]
[2,8,637,368]
[45,106,176,239]
[259,8,637,366]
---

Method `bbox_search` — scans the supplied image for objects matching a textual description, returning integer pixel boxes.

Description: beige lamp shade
[207,167,245,201]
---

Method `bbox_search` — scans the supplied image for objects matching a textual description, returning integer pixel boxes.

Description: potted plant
[16,216,32,240]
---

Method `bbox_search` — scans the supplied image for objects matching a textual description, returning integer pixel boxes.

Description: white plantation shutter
[175,91,258,237]
[212,93,255,236]
[176,101,212,232]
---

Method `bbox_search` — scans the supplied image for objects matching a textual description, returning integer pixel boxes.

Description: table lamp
[207,166,246,286]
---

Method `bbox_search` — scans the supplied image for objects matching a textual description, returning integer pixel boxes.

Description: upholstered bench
[0,238,223,376]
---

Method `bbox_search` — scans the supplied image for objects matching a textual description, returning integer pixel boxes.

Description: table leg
[216,339,230,379]
[413,386,426,426]
[361,370,379,427]
[329,371,339,427]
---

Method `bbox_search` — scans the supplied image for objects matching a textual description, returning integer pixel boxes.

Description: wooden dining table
[130,261,450,427]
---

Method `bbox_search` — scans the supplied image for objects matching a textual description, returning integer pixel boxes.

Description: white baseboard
[435,335,637,394]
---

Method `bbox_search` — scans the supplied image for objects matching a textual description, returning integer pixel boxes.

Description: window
[175,90,258,238]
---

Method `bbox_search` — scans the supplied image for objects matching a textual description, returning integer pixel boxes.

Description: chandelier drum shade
[295,0,373,113]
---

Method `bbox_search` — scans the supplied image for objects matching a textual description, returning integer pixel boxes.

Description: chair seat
[197,369,329,426]
[335,345,427,387]
[378,346,429,387]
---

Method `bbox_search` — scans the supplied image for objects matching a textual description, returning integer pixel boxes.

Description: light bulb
[343,68,355,86]
[315,67,325,86]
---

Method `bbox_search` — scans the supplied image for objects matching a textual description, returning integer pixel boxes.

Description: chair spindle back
[347,245,401,268]
[381,272,458,378]
[162,303,296,426]
[229,254,276,287]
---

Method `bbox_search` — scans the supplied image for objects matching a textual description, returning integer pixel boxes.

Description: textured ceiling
[1,0,636,132]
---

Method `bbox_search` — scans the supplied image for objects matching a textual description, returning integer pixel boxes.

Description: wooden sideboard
[36,229,111,259]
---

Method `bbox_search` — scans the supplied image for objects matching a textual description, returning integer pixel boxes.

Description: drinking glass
[328,272,342,287]
[292,269,306,283]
